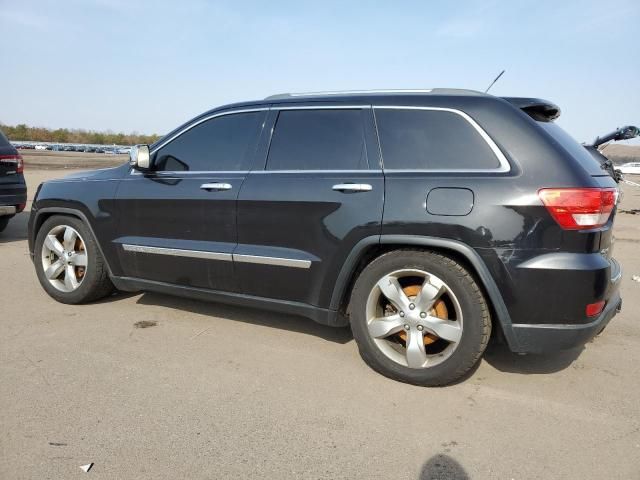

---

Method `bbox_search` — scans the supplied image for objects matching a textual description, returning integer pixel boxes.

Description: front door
[235,106,384,308]
[114,109,266,290]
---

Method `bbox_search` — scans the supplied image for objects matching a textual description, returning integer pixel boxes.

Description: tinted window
[266,109,368,170]
[375,109,500,170]
[154,111,264,171]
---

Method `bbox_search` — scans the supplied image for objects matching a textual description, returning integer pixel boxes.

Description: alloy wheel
[41,225,88,293]
[365,269,463,369]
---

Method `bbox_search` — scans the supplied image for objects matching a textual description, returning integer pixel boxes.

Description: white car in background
[34,144,48,150]
[618,162,640,175]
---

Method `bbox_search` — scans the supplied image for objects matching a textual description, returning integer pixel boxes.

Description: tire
[348,249,491,386]
[34,215,114,304]
[0,216,10,233]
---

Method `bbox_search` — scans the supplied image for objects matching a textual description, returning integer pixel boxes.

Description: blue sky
[1,0,638,144]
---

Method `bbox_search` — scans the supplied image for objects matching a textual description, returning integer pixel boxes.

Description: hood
[51,163,130,182]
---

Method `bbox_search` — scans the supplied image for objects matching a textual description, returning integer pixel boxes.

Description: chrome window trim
[234,254,311,269]
[122,244,232,262]
[373,105,511,173]
[122,244,312,269]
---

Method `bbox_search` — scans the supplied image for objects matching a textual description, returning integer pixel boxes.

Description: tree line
[0,123,161,146]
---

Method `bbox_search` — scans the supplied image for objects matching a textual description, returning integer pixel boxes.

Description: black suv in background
[0,130,27,232]
[27,89,622,386]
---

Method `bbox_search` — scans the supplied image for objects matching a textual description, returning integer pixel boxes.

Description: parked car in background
[618,162,640,175]
[34,145,48,150]
[116,147,132,154]
[27,89,622,386]
[0,129,27,233]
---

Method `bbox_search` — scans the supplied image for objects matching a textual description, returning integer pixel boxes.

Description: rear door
[235,105,384,308]
[114,109,267,290]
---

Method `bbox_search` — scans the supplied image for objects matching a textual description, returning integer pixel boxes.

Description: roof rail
[264,89,434,100]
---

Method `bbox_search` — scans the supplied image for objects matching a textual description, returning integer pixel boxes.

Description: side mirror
[129,144,151,170]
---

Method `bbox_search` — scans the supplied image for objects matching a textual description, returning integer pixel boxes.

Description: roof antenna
[484,69,505,93]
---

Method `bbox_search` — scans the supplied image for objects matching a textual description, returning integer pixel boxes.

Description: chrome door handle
[332,183,373,193]
[200,182,232,191]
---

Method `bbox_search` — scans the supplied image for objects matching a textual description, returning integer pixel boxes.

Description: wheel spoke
[64,264,79,290]
[415,276,446,312]
[377,276,410,310]
[45,259,65,279]
[368,315,405,339]
[423,315,462,343]
[44,235,65,256]
[406,328,428,368]
[63,227,78,251]
[72,253,88,267]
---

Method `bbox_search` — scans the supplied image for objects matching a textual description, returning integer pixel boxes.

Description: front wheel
[349,250,491,386]
[34,215,114,304]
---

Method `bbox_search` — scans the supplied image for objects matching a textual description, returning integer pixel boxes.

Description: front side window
[266,109,368,170]
[154,111,264,172]
[375,108,501,170]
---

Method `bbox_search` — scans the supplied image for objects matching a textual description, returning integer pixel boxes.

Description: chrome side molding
[122,244,232,261]
[122,244,312,269]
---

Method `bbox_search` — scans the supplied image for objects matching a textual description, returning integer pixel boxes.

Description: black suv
[28,89,622,386]
[0,130,27,232]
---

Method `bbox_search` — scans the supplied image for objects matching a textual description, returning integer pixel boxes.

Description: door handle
[332,183,373,193]
[200,182,232,191]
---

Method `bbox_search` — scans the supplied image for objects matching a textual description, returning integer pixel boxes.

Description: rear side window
[154,111,264,172]
[266,109,368,170]
[375,109,500,170]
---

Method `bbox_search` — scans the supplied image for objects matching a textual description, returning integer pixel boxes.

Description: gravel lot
[1,165,640,479]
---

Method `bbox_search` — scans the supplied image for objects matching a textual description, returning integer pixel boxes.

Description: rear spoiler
[502,97,561,121]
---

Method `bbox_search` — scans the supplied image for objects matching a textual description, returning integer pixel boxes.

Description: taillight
[0,154,24,174]
[538,188,617,230]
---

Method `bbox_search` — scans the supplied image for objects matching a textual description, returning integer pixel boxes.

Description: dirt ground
[1,164,639,479]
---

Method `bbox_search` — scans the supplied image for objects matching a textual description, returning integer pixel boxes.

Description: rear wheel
[349,250,490,386]
[34,215,114,304]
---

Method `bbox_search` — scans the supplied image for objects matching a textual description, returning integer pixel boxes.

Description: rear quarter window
[375,108,501,170]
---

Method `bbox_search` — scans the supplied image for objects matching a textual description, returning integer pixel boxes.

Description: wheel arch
[30,207,114,276]
[330,235,520,350]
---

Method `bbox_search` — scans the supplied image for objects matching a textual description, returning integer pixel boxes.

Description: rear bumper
[510,291,621,353]
[0,183,27,216]
[508,256,622,353]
